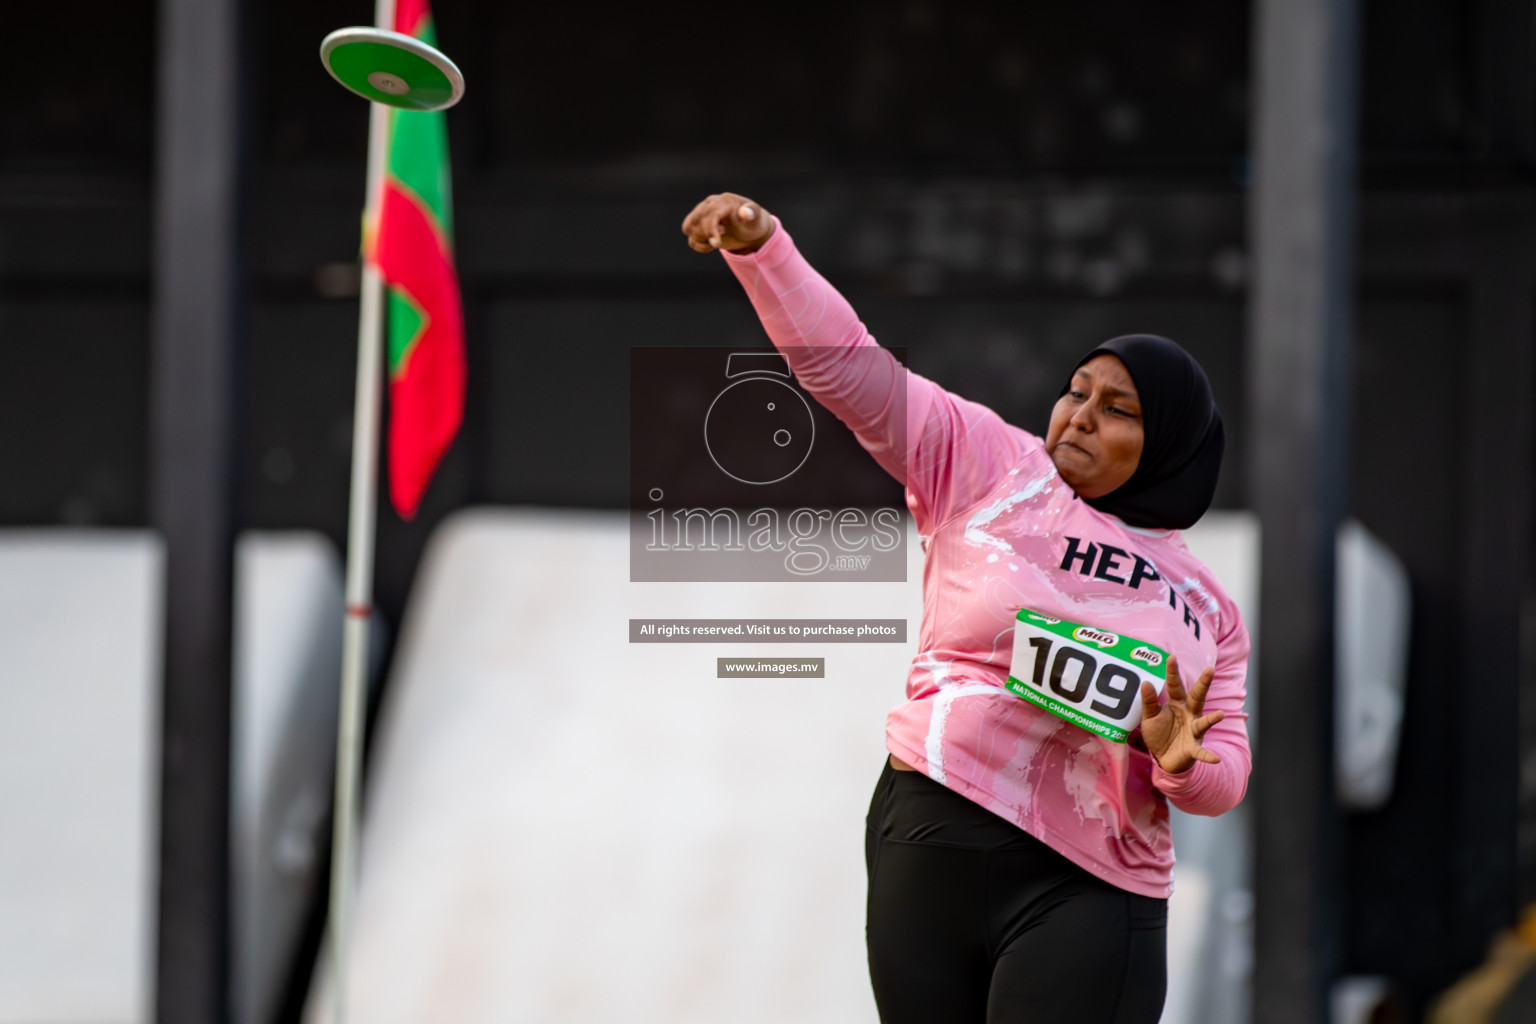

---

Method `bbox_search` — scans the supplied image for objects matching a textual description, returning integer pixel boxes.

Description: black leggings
[865,759,1168,1024]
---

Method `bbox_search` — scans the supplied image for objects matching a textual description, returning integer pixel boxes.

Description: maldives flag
[367,0,464,519]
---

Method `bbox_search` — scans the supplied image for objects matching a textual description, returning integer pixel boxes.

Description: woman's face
[1045,354,1145,499]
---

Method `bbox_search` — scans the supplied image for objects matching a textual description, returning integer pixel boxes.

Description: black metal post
[150,0,245,1019]
[1247,0,1360,1021]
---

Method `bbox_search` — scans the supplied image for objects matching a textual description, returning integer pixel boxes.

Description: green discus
[320,27,464,111]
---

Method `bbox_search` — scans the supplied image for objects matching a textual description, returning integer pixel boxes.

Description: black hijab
[1060,334,1225,531]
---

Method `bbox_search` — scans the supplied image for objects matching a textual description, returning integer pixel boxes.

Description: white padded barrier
[233,532,345,1024]
[305,508,1270,1024]
[306,508,915,1023]
[0,531,162,1024]
[1334,520,1411,811]
[0,529,346,1024]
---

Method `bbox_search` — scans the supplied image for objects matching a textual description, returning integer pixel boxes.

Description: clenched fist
[680,193,775,254]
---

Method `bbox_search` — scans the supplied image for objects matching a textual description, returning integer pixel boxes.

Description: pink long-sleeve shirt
[723,219,1251,898]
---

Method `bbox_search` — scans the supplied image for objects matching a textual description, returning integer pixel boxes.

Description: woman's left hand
[1139,656,1225,775]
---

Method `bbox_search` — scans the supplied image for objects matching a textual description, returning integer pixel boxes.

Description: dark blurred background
[4,1,1535,1020]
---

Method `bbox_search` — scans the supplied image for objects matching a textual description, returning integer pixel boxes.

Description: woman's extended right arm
[682,194,1028,535]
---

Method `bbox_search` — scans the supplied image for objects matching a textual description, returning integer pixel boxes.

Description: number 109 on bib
[1005,609,1168,743]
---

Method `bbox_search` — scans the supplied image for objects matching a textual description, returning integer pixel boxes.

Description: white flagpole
[328,1,397,1020]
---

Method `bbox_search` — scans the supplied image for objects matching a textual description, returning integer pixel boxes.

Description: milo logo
[1028,613,1062,625]
[1130,646,1163,668]
[1072,626,1120,649]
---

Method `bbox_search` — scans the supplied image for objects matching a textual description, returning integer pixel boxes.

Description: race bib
[1006,609,1167,743]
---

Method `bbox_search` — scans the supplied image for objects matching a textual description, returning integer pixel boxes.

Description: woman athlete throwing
[682,194,1250,1024]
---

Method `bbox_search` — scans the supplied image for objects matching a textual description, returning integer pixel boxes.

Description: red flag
[367,0,464,519]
